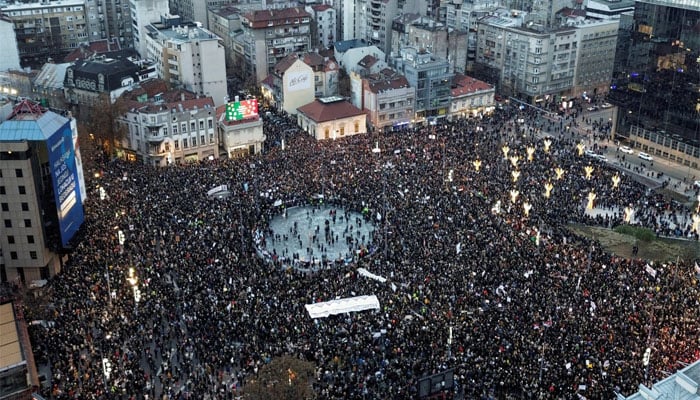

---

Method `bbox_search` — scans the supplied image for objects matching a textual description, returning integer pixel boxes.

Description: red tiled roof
[358,54,378,68]
[297,99,364,123]
[124,89,213,113]
[243,8,311,29]
[63,39,122,62]
[312,4,332,11]
[273,53,302,75]
[451,73,493,97]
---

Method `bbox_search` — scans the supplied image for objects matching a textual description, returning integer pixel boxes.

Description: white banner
[286,71,311,92]
[305,295,380,318]
[207,184,228,197]
[357,268,387,283]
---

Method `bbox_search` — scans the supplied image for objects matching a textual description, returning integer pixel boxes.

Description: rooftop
[1,0,84,11]
[0,100,68,142]
[366,73,411,94]
[334,39,369,54]
[242,8,311,29]
[451,73,493,96]
[0,303,23,370]
[297,98,364,123]
[149,25,221,43]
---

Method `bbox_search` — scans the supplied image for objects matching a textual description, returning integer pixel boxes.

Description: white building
[0,15,20,71]
[449,73,495,118]
[216,104,265,158]
[145,22,227,106]
[307,4,336,49]
[130,0,170,58]
[119,85,219,165]
[262,53,316,116]
[297,96,367,140]
[333,40,386,74]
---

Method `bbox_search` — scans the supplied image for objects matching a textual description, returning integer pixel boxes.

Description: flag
[695,262,700,275]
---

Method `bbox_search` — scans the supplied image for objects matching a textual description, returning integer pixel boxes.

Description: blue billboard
[46,121,84,247]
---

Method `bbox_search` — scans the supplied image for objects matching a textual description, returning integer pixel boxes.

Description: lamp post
[543,182,554,199]
[554,167,565,180]
[472,159,482,172]
[584,165,594,180]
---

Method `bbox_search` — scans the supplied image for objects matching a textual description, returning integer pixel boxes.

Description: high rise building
[145,21,227,105]
[610,0,700,168]
[0,15,21,72]
[130,0,170,58]
[0,100,86,283]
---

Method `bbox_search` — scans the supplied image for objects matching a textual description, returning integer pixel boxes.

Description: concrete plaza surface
[258,204,377,266]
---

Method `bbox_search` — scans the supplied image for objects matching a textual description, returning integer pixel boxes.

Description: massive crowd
[26,103,700,400]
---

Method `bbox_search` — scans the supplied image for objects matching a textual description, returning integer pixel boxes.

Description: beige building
[216,104,265,158]
[2,0,89,66]
[238,8,312,83]
[571,18,619,97]
[261,53,316,116]
[297,96,367,140]
[361,69,415,132]
[119,83,219,165]
[450,73,495,118]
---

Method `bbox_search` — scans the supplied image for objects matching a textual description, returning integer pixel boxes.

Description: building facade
[0,101,86,283]
[261,54,316,115]
[572,19,619,97]
[216,104,265,158]
[362,70,414,131]
[119,86,219,165]
[63,56,142,106]
[130,0,170,58]
[449,73,495,118]
[207,5,243,70]
[0,15,21,72]
[391,46,453,120]
[1,0,89,67]
[145,22,227,106]
[306,4,336,50]
[238,8,312,83]
[297,96,367,140]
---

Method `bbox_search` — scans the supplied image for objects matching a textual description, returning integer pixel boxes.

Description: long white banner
[305,295,380,319]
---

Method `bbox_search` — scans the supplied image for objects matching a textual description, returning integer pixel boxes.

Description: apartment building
[130,0,170,58]
[572,19,619,97]
[1,0,89,67]
[237,8,312,83]
[391,16,469,73]
[207,5,242,70]
[306,4,335,49]
[0,15,21,72]
[391,46,453,120]
[63,56,150,106]
[449,73,495,118]
[119,83,219,165]
[361,69,415,131]
[145,21,227,106]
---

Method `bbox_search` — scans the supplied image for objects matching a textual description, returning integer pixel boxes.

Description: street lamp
[501,145,510,159]
[576,142,585,156]
[526,146,535,161]
[523,202,532,217]
[509,155,519,168]
[554,167,565,180]
[612,174,621,189]
[584,165,594,180]
[543,139,552,153]
[543,182,554,199]
[472,159,482,172]
[509,189,519,204]
[511,170,520,182]
[624,206,634,223]
[587,191,596,210]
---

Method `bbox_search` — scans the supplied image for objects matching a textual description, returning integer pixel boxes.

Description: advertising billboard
[46,121,84,247]
[286,71,311,92]
[225,99,259,121]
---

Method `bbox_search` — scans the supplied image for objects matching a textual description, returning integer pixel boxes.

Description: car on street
[638,152,654,161]
[601,102,613,109]
[694,180,700,189]
[619,145,634,154]
[594,154,608,162]
[587,106,599,111]
[584,149,597,157]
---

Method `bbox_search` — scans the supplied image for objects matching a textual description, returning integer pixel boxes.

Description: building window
[200,135,205,146]
[18,186,26,195]
[24,219,31,228]
[30,251,37,260]
[15,168,23,177]
[190,121,196,132]
[7,235,14,244]
[21,203,28,211]
[208,119,213,129]
[209,133,214,143]
[27,235,34,244]
[181,123,187,132]
[4,220,11,228]
[175,140,180,149]
[172,124,178,134]
[199,120,204,130]
[191,136,197,146]
[10,251,17,260]
[0,186,4,195]
[354,121,359,133]
[183,138,188,148]
[1,203,7,212]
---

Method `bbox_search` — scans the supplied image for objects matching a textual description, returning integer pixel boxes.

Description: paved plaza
[258,204,377,266]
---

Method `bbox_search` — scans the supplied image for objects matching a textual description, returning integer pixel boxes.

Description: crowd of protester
[26,103,700,400]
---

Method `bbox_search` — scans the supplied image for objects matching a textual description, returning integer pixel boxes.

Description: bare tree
[78,93,129,158]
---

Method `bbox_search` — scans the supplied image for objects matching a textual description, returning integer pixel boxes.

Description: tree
[337,68,351,98]
[243,356,317,400]
[77,93,130,158]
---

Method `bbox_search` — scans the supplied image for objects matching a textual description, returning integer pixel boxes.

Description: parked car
[638,152,653,161]
[693,180,700,189]
[586,106,599,111]
[619,145,634,154]
[584,149,597,157]
[594,154,608,162]
[601,102,613,109]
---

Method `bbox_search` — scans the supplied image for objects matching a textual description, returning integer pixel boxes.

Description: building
[585,0,635,20]
[145,21,227,106]
[119,83,219,165]
[63,56,145,106]
[572,18,619,97]
[619,358,700,399]
[449,73,495,118]
[216,103,265,158]
[62,38,128,62]
[306,4,336,50]
[238,8,312,83]
[609,0,700,160]
[261,53,315,115]
[391,46,453,121]
[1,0,89,68]
[0,302,37,399]
[361,69,415,131]
[130,0,170,58]
[207,5,243,71]
[333,39,386,74]
[390,16,469,73]
[0,100,86,282]
[364,0,398,56]
[0,15,21,72]
[297,96,367,140]
[32,61,72,109]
